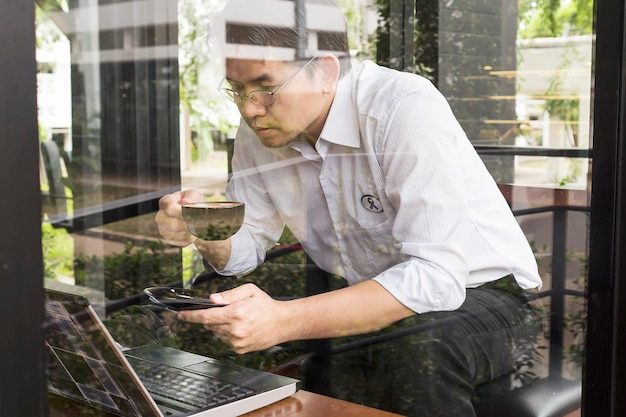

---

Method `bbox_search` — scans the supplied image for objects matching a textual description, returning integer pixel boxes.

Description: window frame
[584,0,626,414]
[2,0,626,414]
[0,1,47,416]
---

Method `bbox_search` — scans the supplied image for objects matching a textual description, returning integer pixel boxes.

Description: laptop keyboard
[128,358,256,409]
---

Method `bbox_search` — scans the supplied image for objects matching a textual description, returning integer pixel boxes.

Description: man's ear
[316,54,341,93]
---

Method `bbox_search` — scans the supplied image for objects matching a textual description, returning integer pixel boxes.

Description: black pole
[585,0,626,414]
[0,1,47,416]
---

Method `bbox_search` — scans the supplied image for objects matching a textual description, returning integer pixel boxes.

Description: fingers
[176,307,238,348]
[176,284,277,354]
[176,308,229,326]
[180,189,204,205]
[155,190,204,246]
[212,283,260,305]
[175,284,261,325]
[157,189,204,217]
[155,209,194,246]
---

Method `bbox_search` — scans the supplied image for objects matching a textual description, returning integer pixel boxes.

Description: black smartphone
[143,287,225,311]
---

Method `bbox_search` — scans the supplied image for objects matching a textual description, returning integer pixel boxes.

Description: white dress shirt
[219,60,542,314]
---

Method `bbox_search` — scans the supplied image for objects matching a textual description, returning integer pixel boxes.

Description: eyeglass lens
[220,56,317,107]
[239,91,275,106]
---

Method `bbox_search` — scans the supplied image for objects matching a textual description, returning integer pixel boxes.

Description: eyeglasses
[218,56,318,107]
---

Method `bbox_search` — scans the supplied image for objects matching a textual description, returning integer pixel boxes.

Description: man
[156,1,543,415]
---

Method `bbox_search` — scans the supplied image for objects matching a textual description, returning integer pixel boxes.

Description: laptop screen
[44,289,161,417]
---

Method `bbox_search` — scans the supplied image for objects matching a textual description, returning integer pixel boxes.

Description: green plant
[41,223,74,279]
[74,240,183,300]
[518,0,593,39]
[554,159,584,186]
[178,0,235,160]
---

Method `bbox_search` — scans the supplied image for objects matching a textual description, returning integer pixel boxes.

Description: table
[242,391,404,417]
[49,390,404,416]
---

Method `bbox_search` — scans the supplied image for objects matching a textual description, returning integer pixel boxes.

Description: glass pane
[408,0,591,403]
[36,0,188,413]
[368,0,588,411]
[38,0,182,309]
[38,0,588,416]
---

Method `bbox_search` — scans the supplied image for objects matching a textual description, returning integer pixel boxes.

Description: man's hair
[211,0,352,78]
[225,23,351,77]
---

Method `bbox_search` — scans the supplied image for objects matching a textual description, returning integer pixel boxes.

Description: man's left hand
[177,283,287,354]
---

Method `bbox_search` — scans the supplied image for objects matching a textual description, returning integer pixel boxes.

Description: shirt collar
[318,73,361,148]
[287,70,360,156]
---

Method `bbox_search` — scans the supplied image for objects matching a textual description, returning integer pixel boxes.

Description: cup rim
[182,201,244,209]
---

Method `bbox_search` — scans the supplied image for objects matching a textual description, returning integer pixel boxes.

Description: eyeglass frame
[218,56,319,107]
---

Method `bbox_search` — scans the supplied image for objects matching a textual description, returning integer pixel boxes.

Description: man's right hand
[155,189,205,247]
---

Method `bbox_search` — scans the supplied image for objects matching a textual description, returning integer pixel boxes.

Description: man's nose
[240,99,266,119]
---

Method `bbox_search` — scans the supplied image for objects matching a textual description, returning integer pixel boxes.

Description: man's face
[224,58,331,147]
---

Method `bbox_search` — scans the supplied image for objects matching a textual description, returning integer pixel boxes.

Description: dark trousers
[327,275,545,417]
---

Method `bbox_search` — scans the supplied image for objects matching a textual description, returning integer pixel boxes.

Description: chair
[41,139,71,214]
[473,375,581,417]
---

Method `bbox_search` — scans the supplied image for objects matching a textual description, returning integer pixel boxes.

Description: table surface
[49,390,404,417]
[242,390,404,417]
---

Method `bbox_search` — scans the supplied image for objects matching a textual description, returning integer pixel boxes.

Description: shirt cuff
[210,230,259,277]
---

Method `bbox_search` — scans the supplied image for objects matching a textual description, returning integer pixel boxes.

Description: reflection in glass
[37,0,182,303]
[382,0,592,386]
[37,0,591,414]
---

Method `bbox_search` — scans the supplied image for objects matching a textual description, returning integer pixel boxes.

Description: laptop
[44,288,300,417]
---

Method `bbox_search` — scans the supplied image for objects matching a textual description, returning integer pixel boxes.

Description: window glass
[379,0,591,386]
[38,0,182,311]
[38,0,589,414]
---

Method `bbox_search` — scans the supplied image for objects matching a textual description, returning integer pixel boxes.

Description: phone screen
[143,287,224,311]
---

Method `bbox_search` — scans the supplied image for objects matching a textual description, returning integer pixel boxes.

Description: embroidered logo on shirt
[361,195,383,213]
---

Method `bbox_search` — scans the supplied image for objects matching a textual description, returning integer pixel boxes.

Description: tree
[179,0,236,164]
[518,0,594,39]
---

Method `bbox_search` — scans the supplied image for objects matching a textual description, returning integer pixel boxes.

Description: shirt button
[345,259,353,267]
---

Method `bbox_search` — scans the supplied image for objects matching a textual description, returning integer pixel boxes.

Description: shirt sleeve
[213,123,286,277]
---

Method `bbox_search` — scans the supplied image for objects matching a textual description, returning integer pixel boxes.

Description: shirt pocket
[351,214,405,276]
